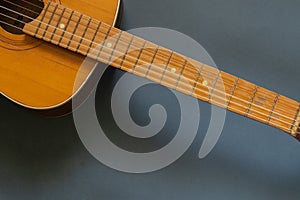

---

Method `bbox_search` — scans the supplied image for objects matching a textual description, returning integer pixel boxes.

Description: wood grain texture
[0,0,120,109]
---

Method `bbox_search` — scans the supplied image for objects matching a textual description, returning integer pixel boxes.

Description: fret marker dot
[59,23,65,29]
[202,80,208,86]
[171,68,176,73]
[107,42,112,48]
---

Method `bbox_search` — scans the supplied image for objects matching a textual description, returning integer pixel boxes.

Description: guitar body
[0,0,120,115]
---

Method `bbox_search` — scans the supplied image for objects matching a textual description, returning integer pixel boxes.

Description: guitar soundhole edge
[0,0,44,35]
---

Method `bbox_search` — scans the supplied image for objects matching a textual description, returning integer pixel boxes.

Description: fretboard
[23,2,300,140]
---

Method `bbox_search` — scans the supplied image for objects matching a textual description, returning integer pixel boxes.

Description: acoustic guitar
[1,0,299,141]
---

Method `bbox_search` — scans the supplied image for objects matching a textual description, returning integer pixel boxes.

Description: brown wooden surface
[0,0,120,109]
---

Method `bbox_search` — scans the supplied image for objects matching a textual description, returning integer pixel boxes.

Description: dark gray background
[1,0,300,199]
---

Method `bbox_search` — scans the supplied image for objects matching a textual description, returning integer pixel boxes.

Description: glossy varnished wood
[0,0,120,109]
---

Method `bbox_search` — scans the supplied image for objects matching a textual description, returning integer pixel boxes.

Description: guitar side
[0,0,120,115]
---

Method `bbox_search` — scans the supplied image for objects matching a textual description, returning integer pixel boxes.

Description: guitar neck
[23,2,300,141]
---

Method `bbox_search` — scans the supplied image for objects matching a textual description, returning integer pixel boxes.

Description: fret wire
[145,46,159,77]
[41,4,58,39]
[66,13,83,49]
[87,21,101,55]
[245,86,259,116]
[159,51,174,83]
[34,2,51,37]
[107,31,123,64]
[49,7,66,42]
[175,58,188,90]
[132,40,147,73]
[95,25,112,63]
[208,70,221,100]
[76,17,92,52]
[266,93,280,124]
[191,63,205,95]
[57,10,74,45]
[120,35,135,69]
[226,78,240,109]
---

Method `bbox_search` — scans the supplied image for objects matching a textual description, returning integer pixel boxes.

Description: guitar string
[3,0,38,14]
[1,8,299,131]
[0,18,297,133]
[1,3,297,121]
[20,0,43,9]
[1,6,299,128]
[1,5,299,126]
